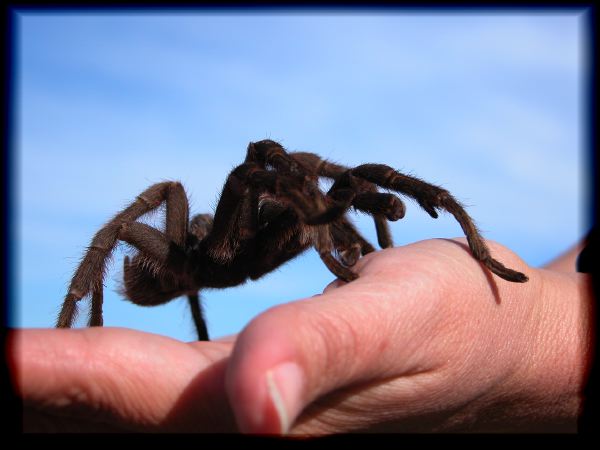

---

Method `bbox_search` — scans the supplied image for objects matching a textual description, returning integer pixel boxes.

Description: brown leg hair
[349,164,528,282]
[286,145,527,283]
[57,181,190,328]
[187,293,209,341]
[245,142,367,281]
[291,150,398,249]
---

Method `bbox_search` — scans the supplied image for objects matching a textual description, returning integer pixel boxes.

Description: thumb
[224,249,457,434]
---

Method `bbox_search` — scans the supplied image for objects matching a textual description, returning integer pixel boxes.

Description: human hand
[12,238,592,433]
[225,238,592,434]
[12,328,238,432]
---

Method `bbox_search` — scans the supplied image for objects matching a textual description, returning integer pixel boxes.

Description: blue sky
[14,10,589,341]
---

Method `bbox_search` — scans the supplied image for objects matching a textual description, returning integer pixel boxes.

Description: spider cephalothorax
[56,140,528,340]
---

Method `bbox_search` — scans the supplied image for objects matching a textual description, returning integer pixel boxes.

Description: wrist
[485,270,592,432]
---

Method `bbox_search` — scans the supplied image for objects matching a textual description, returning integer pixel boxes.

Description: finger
[225,283,427,434]
[10,327,237,432]
[322,278,348,294]
[225,247,446,434]
[225,239,535,435]
[213,333,238,343]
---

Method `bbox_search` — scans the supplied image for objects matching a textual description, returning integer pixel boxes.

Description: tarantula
[56,139,528,340]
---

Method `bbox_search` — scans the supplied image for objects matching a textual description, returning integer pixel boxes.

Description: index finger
[9,327,237,432]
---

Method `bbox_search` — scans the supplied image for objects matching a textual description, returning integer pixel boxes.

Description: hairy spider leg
[191,162,327,282]
[257,196,374,268]
[118,218,212,341]
[288,162,407,258]
[290,150,398,249]
[186,213,213,340]
[243,142,364,281]
[57,181,191,329]
[187,292,209,341]
[245,139,305,173]
[244,141,332,220]
[203,161,347,284]
[118,169,266,341]
[307,176,406,226]
[350,164,529,283]
[214,158,356,281]
[201,163,264,264]
[330,218,376,266]
[245,207,358,282]
[89,290,103,327]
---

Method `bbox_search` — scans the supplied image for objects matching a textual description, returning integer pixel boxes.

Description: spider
[56,139,528,341]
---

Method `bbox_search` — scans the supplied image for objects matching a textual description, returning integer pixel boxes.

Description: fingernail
[265,362,305,434]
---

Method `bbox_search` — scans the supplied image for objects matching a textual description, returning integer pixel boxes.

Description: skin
[10,238,593,433]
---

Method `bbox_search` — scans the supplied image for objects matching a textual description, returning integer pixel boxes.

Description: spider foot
[486,258,529,283]
[338,243,362,267]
